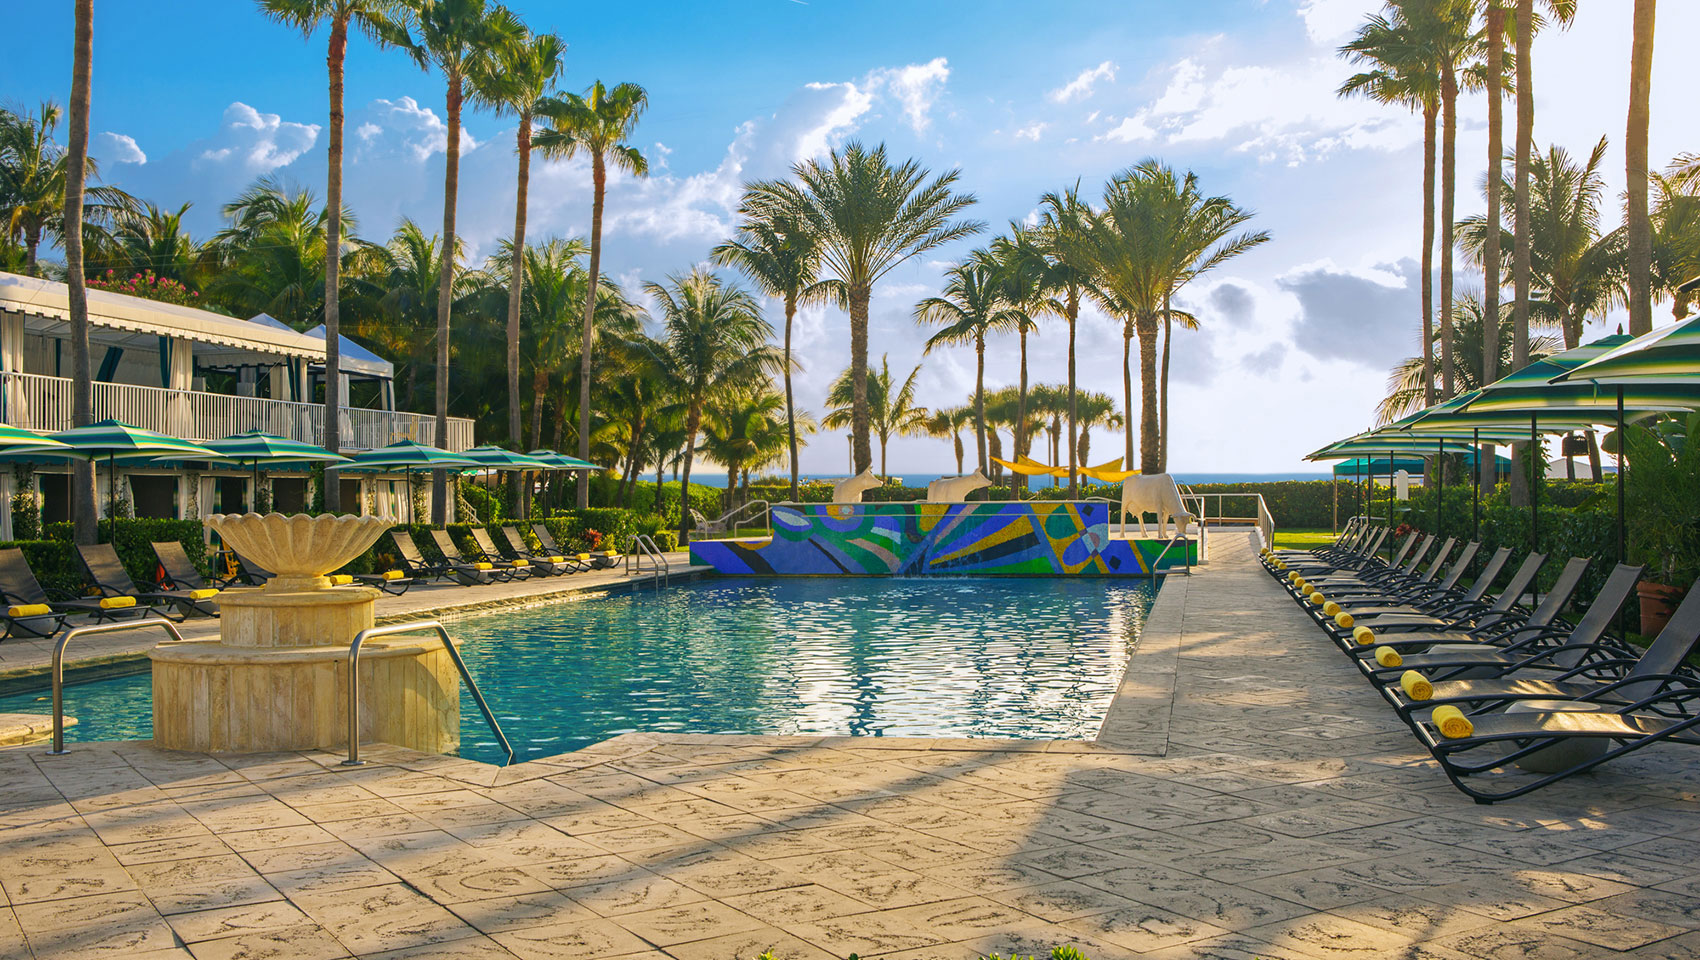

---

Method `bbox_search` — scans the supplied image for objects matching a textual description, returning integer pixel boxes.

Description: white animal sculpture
[927,469,991,502]
[833,467,882,503]
[1119,473,1197,538]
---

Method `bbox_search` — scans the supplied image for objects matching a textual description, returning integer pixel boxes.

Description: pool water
[1,576,1155,764]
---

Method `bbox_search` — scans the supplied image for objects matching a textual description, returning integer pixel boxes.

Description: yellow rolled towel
[7,603,52,618]
[1431,705,1474,739]
[1323,601,1342,617]
[473,562,493,571]
[1288,571,1302,582]
[99,596,137,610]
[327,575,353,586]
[1335,611,1355,629]
[1374,645,1402,668]
[577,553,592,561]
[1353,624,1376,646]
[547,556,565,563]
[382,570,406,581]
[187,588,220,600]
[1308,591,1325,605]
[1400,670,1433,701]
[511,559,530,567]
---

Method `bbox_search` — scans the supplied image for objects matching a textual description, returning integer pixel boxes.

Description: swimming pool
[1,576,1155,764]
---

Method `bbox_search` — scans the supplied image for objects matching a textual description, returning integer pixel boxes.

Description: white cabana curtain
[2,312,30,427]
[163,336,193,436]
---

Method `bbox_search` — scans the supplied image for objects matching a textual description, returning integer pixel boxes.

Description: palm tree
[645,269,778,543]
[915,259,1020,471]
[1415,0,1481,399]
[701,385,786,508]
[534,80,649,509]
[1652,166,1700,319]
[258,0,405,512]
[1482,1,1505,401]
[0,102,132,279]
[348,218,462,410]
[749,141,981,474]
[1626,0,1657,337]
[65,0,95,544]
[1033,187,1099,496]
[712,199,839,502]
[984,230,1050,493]
[921,406,971,475]
[393,0,519,523]
[1379,292,1563,423]
[1340,8,1441,406]
[91,200,211,288]
[823,355,927,478]
[208,177,349,325]
[1073,391,1122,470]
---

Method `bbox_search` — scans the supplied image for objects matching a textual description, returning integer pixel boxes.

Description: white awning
[0,271,328,364]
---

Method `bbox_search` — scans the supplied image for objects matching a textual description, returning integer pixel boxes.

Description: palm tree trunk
[654,452,664,514]
[506,106,533,515]
[322,13,348,515]
[973,333,987,473]
[1137,314,1160,474]
[1159,292,1172,472]
[576,153,607,508]
[1626,0,1656,336]
[1482,5,1503,501]
[24,229,41,278]
[1066,290,1079,498]
[66,0,96,545]
[784,293,799,502]
[1121,321,1134,469]
[849,283,872,473]
[1510,0,1533,511]
[1421,101,1438,407]
[1440,62,1458,399]
[431,70,462,525]
[1079,428,1092,469]
[1015,325,1028,495]
[953,431,963,475]
[678,402,701,544]
[530,369,547,451]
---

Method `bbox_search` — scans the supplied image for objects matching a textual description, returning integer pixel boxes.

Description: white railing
[1180,490,1276,550]
[0,370,473,451]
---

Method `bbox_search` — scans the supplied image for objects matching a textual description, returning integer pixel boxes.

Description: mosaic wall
[688,501,1197,577]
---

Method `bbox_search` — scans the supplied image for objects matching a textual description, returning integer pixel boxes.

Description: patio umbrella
[202,432,351,505]
[47,420,221,523]
[0,423,71,457]
[525,449,602,515]
[332,440,479,525]
[456,446,553,521]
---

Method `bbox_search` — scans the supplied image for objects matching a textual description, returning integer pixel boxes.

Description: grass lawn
[1271,527,1337,550]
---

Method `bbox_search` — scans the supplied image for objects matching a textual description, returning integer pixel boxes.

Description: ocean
[674,472,1332,488]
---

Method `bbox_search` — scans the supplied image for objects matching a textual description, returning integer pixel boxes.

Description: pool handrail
[626,535,669,590]
[343,619,513,767]
[48,616,188,755]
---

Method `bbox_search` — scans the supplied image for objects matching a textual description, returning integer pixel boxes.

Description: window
[128,475,177,519]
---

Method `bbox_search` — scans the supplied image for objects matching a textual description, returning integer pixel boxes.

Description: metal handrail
[343,620,512,767]
[704,499,772,536]
[626,535,669,590]
[48,616,188,755]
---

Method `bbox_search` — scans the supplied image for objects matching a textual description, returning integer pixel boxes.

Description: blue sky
[4,1,1695,475]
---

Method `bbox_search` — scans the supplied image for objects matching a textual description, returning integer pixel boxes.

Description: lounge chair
[1386,575,1700,725]
[1359,562,1641,686]
[231,551,274,587]
[1331,546,1508,622]
[149,541,229,613]
[1338,555,1583,652]
[500,526,584,575]
[1306,538,1454,599]
[1273,527,1398,577]
[76,543,203,621]
[0,548,83,640]
[428,530,518,583]
[467,528,538,578]
[1286,532,1427,590]
[388,531,488,586]
[1266,518,1373,562]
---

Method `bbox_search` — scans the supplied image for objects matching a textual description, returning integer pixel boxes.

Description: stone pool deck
[4,532,1700,958]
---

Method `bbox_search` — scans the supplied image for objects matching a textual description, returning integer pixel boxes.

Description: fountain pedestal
[149,515,460,754]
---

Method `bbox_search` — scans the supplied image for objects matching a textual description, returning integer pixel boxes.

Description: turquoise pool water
[0,577,1154,764]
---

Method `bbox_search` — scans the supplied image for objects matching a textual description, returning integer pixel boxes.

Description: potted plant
[1623,415,1700,636]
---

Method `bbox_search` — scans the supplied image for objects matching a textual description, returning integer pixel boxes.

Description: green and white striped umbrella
[1464,335,1700,414]
[526,449,601,470]
[332,440,479,525]
[203,432,350,467]
[1556,314,1700,384]
[47,420,222,521]
[0,423,70,455]
[459,445,552,471]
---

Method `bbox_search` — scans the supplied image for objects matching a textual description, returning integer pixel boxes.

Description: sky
[3,0,1696,476]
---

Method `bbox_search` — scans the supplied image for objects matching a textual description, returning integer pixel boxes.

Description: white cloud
[98,132,145,164]
[191,102,319,172]
[1100,114,1156,143]
[1050,60,1118,103]
[1014,122,1047,142]
[1296,0,1375,46]
[868,57,950,133]
[793,82,876,160]
[353,96,477,163]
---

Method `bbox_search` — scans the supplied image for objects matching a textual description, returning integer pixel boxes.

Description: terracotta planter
[1638,582,1687,638]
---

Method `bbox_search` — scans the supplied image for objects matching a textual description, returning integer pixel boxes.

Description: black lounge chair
[1341,555,1583,653]
[1287,533,1428,594]
[231,551,274,586]
[388,531,481,585]
[467,528,538,578]
[532,523,617,570]
[1277,527,1400,578]
[499,526,583,575]
[427,530,514,584]
[0,547,87,640]
[76,543,202,621]
[1361,562,1642,686]
[1334,546,1508,622]
[1310,538,1456,600]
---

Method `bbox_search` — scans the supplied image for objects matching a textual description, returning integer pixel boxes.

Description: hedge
[2,518,210,596]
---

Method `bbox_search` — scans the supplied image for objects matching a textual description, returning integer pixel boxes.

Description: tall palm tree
[1034,187,1099,496]
[712,199,839,502]
[1073,391,1122,470]
[1482,0,1505,398]
[1340,8,1441,406]
[822,355,927,478]
[471,27,562,463]
[1652,166,1700,319]
[534,80,649,509]
[915,259,1020,471]
[984,230,1050,493]
[1626,0,1657,336]
[921,406,971,475]
[645,270,778,543]
[258,0,404,512]
[0,102,131,279]
[65,0,95,543]
[349,218,463,410]
[748,142,980,475]
[393,0,519,523]
[701,385,786,506]
[1379,292,1562,423]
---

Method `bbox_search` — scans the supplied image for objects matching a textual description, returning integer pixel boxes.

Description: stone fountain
[149,514,460,754]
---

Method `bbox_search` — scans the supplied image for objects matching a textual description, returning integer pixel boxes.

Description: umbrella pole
[1616,385,1626,566]
[1472,428,1480,544]
[1530,414,1539,551]
[108,453,115,535]
[1436,436,1444,541]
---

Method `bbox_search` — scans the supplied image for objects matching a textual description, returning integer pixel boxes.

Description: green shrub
[0,539,81,596]
[42,518,208,585]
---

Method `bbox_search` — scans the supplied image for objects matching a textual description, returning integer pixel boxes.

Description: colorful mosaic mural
[688,501,1198,577]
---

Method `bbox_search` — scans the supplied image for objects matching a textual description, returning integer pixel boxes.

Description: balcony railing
[0,370,473,452]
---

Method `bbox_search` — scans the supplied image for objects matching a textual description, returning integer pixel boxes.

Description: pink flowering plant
[87,269,202,308]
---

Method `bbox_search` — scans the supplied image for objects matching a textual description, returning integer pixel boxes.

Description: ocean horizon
[669,471,1333,488]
